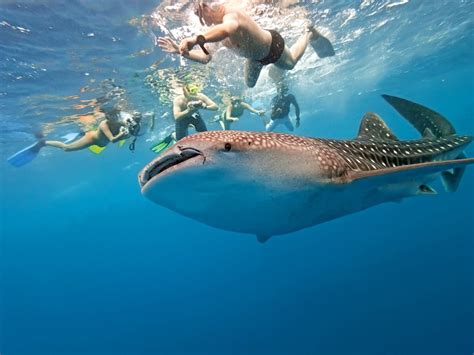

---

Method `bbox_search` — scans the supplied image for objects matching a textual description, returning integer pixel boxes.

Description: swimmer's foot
[209,115,222,123]
[307,25,335,58]
[306,25,320,41]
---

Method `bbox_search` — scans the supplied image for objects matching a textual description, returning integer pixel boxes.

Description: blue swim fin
[61,132,82,144]
[7,140,46,167]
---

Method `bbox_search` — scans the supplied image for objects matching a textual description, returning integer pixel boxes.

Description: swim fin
[310,28,335,58]
[61,132,82,144]
[7,140,45,167]
[210,115,222,123]
[150,133,175,154]
[89,145,107,154]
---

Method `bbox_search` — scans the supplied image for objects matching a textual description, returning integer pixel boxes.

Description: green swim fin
[150,134,175,154]
[89,145,107,154]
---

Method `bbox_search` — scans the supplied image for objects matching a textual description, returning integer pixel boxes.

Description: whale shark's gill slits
[324,135,472,172]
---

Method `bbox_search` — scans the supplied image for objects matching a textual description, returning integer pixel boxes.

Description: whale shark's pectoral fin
[256,234,272,243]
[346,158,474,187]
[356,112,399,141]
[441,152,467,192]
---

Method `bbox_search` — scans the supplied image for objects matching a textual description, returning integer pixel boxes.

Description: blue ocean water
[1,1,473,354]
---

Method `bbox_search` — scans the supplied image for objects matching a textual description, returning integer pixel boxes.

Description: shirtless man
[158,1,334,88]
[216,96,264,130]
[173,84,218,140]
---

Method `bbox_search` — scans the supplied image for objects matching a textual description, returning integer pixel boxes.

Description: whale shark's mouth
[139,147,204,188]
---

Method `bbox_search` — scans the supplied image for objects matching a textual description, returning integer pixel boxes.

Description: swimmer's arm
[200,19,238,44]
[225,105,238,121]
[173,97,194,121]
[179,18,238,58]
[197,94,218,111]
[184,49,212,64]
[149,112,155,131]
[241,102,264,116]
[159,36,212,64]
[100,121,127,142]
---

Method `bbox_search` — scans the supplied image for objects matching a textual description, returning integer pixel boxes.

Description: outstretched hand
[157,37,179,54]
[257,110,265,116]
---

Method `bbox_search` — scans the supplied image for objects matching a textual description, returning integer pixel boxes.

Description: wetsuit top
[227,103,245,118]
[270,94,299,119]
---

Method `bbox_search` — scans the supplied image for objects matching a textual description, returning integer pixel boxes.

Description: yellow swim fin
[118,139,126,147]
[89,145,107,154]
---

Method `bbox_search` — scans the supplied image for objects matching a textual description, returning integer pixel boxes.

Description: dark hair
[106,117,123,136]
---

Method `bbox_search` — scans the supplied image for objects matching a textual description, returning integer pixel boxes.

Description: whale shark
[138,95,473,242]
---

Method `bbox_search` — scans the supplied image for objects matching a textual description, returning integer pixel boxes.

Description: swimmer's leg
[244,59,264,88]
[283,116,294,132]
[265,119,278,132]
[275,30,312,70]
[193,117,208,133]
[175,122,188,140]
[45,133,95,152]
[268,65,286,84]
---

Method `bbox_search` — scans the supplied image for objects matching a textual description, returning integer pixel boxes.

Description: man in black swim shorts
[173,84,218,140]
[158,1,334,88]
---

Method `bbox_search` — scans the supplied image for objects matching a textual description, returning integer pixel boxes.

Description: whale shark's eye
[224,143,232,151]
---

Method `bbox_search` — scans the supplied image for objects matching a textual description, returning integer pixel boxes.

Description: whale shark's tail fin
[382,94,469,191]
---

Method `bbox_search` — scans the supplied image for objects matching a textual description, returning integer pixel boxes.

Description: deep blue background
[1,1,473,354]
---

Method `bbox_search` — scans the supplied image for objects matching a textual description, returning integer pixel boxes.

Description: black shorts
[259,30,285,65]
[175,113,207,140]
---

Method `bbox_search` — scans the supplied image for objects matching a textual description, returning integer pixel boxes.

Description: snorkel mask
[185,83,201,96]
[231,96,242,105]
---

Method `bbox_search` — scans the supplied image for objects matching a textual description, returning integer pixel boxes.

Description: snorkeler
[265,84,300,132]
[173,84,218,140]
[214,96,264,130]
[157,1,335,88]
[7,108,140,167]
[150,84,218,154]
[43,108,139,151]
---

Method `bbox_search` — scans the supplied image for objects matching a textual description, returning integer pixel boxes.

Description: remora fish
[139,95,473,243]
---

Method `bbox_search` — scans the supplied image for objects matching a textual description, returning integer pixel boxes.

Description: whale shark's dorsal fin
[256,234,272,243]
[356,112,399,141]
[382,94,456,138]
